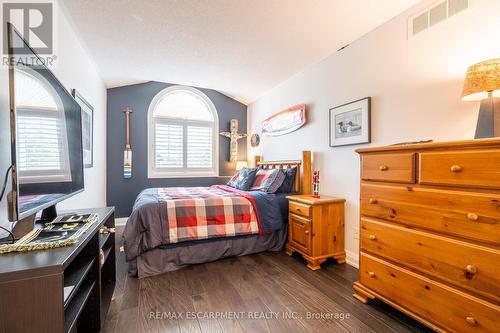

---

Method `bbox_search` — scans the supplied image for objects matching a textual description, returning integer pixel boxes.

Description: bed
[124,151,312,278]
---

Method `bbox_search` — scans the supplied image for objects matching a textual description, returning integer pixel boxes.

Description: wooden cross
[220,119,247,162]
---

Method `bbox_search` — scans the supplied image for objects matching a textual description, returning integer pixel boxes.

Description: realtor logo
[1,0,57,66]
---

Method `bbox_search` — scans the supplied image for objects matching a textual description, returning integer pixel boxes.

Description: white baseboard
[345,249,359,268]
[115,217,128,226]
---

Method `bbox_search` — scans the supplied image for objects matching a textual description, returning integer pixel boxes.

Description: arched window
[148,86,219,178]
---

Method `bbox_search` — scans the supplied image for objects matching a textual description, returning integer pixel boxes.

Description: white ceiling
[61,0,421,104]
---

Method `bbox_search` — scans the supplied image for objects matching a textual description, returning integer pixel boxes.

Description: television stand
[39,204,58,223]
[0,207,116,333]
[1,208,84,243]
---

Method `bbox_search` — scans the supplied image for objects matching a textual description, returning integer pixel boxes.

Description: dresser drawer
[361,153,415,183]
[360,218,500,302]
[360,184,500,245]
[288,214,312,255]
[419,150,500,189]
[359,253,500,333]
[289,201,311,218]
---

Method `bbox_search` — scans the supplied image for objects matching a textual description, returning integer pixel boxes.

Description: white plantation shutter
[187,125,212,168]
[17,111,63,171]
[14,69,70,182]
[148,86,218,178]
[154,122,183,168]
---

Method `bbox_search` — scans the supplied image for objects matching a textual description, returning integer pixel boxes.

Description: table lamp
[235,161,248,170]
[461,58,500,138]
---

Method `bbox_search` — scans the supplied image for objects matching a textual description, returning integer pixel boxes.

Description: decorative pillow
[250,168,286,193]
[227,172,240,186]
[277,167,297,193]
[227,167,258,190]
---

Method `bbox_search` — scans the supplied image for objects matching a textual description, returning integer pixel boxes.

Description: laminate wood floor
[103,226,433,333]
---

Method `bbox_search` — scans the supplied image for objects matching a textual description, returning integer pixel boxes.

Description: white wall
[54,5,107,211]
[248,0,500,267]
[0,3,106,237]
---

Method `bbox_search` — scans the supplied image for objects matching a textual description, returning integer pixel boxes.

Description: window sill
[148,171,220,179]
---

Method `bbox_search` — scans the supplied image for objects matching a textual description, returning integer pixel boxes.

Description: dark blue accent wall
[106,81,247,217]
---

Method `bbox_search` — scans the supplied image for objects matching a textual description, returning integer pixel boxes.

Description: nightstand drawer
[289,201,311,218]
[419,150,500,189]
[289,213,312,255]
[361,153,415,183]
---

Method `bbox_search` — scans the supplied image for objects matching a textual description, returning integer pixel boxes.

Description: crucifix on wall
[220,119,247,162]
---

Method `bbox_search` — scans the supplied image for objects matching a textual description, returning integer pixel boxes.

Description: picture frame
[329,97,371,147]
[72,89,94,168]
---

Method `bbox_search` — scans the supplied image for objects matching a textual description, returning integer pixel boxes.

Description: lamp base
[475,95,500,139]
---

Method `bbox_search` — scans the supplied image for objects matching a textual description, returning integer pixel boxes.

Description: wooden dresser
[353,139,500,333]
[286,194,346,270]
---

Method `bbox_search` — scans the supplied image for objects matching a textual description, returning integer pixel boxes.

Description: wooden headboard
[254,151,312,194]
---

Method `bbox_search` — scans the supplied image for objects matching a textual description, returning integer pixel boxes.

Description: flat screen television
[7,23,84,222]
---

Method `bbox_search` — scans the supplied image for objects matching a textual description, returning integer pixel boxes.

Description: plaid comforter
[156,185,261,244]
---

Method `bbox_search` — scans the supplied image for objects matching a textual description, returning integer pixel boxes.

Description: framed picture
[329,97,371,147]
[72,89,94,168]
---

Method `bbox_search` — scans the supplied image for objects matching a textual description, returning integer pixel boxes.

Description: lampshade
[461,58,500,101]
[235,161,248,170]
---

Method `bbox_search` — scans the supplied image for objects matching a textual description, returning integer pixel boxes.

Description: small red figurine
[312,170,320,198]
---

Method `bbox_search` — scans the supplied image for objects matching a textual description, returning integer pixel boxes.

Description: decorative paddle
[123,106,133,179]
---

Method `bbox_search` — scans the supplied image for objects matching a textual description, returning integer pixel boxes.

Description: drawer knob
[465,316,477,326]
[368,271,376,278]
[369,198,378,204]
[305,230,310,235]
[467,213,479,221]
[450,165,462,172]
[379,165,389,171]
[368,234,377,240]
[466,264,477,274]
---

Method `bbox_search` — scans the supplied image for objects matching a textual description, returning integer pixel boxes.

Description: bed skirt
[128,226,287,278]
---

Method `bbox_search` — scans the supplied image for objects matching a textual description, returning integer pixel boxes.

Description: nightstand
[285,194,346,270]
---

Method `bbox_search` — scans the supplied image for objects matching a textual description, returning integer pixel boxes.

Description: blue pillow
[277,167,297,193]
[227,167,258,190]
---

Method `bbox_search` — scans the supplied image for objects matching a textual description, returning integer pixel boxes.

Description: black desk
[0,207,116,333]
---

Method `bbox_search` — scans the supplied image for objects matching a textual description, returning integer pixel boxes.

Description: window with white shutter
[148,86,218,178]
[15,69,71,183]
